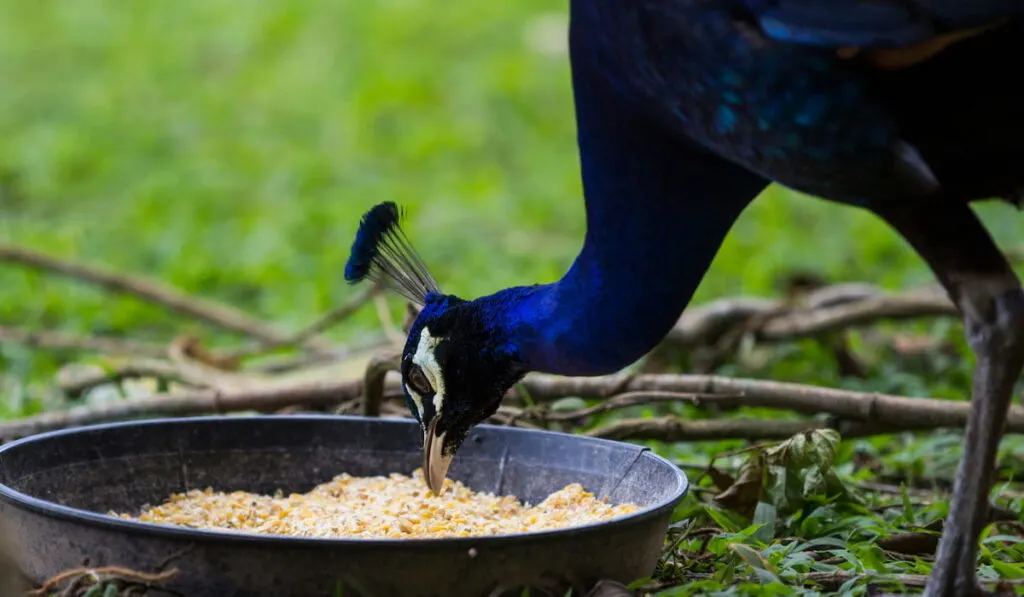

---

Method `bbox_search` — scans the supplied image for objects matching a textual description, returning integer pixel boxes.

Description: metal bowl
[0,415,688,597]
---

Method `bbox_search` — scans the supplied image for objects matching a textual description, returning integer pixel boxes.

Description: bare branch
[374,294,405,345]
[666,283,956,349]
[519,373,1024,432]
[362,348,402,416]
[290,286,379,346]
[0,379,376,441]
[759,293,956,339]
[0,326,167,357]
[543,390,727,421]
[57,360,204,397]
[0,243,318,347]
[584,416,901,442]
[220,285,380,361]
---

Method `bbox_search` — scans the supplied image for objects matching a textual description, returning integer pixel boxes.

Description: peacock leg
[873,201,1024,597]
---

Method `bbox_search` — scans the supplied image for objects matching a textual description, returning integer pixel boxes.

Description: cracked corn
[112,469,640,538]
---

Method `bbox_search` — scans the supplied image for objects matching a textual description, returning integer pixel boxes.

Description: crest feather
[344,202,441,305]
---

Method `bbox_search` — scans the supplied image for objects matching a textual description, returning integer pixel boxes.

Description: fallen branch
[7,365,1023,444]
[0,379,374,441]
[666,283,955,349]
[56,354,270,397]
[27,566,178,597]
[374,294,406,345]
[363,348,402,416]
[57,360,206,397]
[519,373,1024,432]
[760,293,957,340]
[248,334,391,374]
[0,325,168,357]
[541,390,740,421]
[0,243,319,348]
[219,285,380,361]
[584,416,902,442]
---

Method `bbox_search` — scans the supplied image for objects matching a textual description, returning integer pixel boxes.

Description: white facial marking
[412,327,445,415]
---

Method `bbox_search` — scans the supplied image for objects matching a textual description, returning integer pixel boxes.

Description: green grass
[1,1,1022,595]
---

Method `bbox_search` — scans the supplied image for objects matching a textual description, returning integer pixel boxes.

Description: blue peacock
[345,3,1024,596]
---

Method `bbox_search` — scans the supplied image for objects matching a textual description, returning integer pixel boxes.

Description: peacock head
[344,202,528,494]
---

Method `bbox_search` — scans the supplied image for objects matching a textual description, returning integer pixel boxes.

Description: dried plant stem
[584,416,905,442]
[542,391,728,421]
[519,373,1024,432]
[58,360,205,397]
[667,283,956,349]
[220,285,380,361]
[0,326,168,357]
[363,348,402,416]
[0,243,312,347]
[0,380,372,441]
[27,566,178,597]
[5,372,1019,444]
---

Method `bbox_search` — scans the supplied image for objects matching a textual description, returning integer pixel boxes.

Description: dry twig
[7,371,1020,444]
[0,379,376,441]
[0,243,316,348]
[363,348,402,416]
[0,326,168,358]
[541,390,728,422]
[218,285,380,361]
[57,360,205,397]
[27,566,178,597]
[374,294,406,345]
[584,416,904,441]
[666,283,955,349]
[518,373,1024,432]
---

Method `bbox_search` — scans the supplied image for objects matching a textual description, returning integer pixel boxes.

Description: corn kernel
[112,469,638,539]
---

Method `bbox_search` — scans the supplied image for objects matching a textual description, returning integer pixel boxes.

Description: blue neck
[475,8,768,376]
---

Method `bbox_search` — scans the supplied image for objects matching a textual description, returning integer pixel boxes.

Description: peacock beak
[423,417,453,495]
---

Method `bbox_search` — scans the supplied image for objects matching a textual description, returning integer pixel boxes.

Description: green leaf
[990,560,1024,579]
[705,505,743,533]
[794,537,848,552]
[802,468,825,497]
[857,544,889,574]
[728,542,780,583]
[752,501,777,543]
[900,483,915,524]
[785,432,812,468]
[807,429,840,470]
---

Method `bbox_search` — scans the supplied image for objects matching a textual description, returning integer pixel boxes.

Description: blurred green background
[0,0,1020,396]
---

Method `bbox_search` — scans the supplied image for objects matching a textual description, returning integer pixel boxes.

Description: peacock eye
[406,364,434,396]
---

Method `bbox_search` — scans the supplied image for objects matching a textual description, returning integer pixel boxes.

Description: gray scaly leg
[874,201,1023,597]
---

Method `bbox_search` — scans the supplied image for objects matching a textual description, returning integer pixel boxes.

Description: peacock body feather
[345,9,1024,571]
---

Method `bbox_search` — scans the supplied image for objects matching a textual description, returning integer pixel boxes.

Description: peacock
[344,3,1024,596]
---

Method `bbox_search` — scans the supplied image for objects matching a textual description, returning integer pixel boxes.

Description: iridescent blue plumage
[348,4,1024,592]
[343,201,398,283]
[343,201,440,305]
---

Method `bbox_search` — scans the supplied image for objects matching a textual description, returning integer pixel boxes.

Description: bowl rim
[0,414,689,548]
